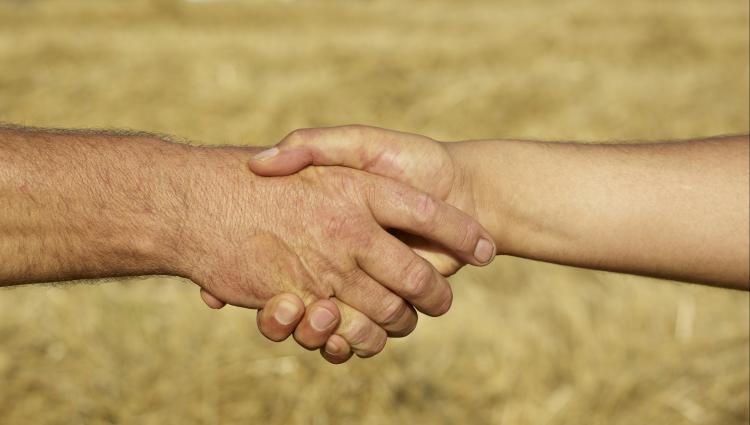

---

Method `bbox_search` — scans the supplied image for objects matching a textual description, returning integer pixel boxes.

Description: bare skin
[249,125,750,363]
[0,125,496,359]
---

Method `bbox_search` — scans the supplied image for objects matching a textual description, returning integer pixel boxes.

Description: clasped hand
[181,136,495,364]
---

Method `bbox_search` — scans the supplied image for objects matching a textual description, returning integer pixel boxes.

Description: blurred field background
[0,0,748,424]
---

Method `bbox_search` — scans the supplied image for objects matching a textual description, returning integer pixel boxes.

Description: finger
[358,230,453,317]
[249,145,317,176]
[249,125,408,177]
[366,180,496,266]
[334,270,418,337]
[331,299,388,358]
[320,334,353,364]
[200,288,226,309]
[392,229,464,276]
[292,299,341,349]
[255,293,305,342]
[412,248,460,277]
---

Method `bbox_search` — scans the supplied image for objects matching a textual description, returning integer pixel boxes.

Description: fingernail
[273,299,300,325]
[474,238,496,264]
[253,147,279,161]
[325,339,341,355]
[310,307,336,331]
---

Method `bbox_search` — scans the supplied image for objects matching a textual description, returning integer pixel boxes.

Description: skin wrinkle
[360,143,393,175]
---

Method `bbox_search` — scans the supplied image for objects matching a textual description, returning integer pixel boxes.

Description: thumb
[248,125,400,177]
[248,145,317,177]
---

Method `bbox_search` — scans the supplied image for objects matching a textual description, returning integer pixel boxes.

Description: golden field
[0,0,748,424]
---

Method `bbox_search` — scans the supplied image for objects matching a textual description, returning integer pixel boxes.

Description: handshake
[2,123,746,364]
[186,125,498,364]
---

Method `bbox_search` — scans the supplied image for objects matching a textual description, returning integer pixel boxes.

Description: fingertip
[355,336,387,359]
[257,293,305,342]
[272,293,306,325]
[248,147,314,177]
[311,298,341,323]
[320,334,353,364]
[252,147,280,161]
[293,299,342,349]
[429,287,453,317]
[472,237,497,266]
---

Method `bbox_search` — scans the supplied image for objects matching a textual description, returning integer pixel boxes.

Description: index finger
[365,177,496,267]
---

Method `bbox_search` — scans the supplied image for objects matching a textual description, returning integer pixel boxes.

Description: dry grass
[0,0,748,424]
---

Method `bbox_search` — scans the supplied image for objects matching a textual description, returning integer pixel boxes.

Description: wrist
[444,140,492,232]
[115,137,197,278]
[169,144,265,279]
[444,140,509,254]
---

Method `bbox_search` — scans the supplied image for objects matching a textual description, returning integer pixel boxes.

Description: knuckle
[376,296,409,326]
[342,123,367,131]
[397,312,418,337]
[402,256,434,299]
[329,168,365,200]
[356,230,378,252]
[344,317,374,346]
[324,215,350,240]
[284,127,319,146]
[323,215,375,251]
[458,221,480,253]
[341,124,371,137]
[410,192,440,230]
[357,331,387,358]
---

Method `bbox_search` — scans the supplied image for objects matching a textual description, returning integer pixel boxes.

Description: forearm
[449,135,750,289]
[0,126,197,286]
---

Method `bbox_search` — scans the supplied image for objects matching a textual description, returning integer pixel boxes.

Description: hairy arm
[451,135,749,289]
[0,126,192,285]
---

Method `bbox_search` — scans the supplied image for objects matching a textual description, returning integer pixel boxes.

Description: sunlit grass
[0,0,747,424]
